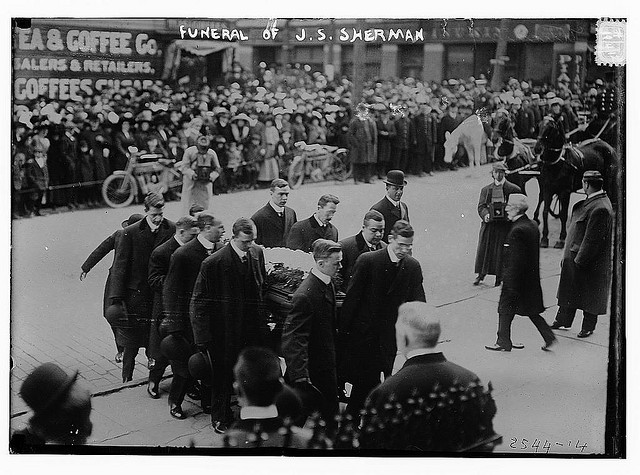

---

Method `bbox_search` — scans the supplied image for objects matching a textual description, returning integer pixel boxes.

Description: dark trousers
[353,164,372,183]
[555,306,598,332]
[302,371,339,432]
[346,365,382,419]
[392,148,409,172]
[345,338,393,418]
[168,357,191,406]
[148,319,169,385]
[422,146,434,173]
[208,363,234,424]
[496,313,556,349]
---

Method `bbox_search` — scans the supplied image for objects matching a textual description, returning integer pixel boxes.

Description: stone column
[380,44,398,79]
[423,43,444,82]
[234,45,254,71]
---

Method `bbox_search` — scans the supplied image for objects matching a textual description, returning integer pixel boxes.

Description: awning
[174,40,236,56]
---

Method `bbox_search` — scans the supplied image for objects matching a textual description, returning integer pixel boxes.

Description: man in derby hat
[485,194,556,352]
[370,170,410,244]
[474,162,521,286]
[190,217,268,433]
[550,171,614,338]
[81,213,144,363]
[11,363,93,449]
[161,211,225,418]
[109,192,176,383]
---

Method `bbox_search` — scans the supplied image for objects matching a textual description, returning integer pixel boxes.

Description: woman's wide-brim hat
[20,363,79,415]
[383,169,407,186]
[188,348,214,385]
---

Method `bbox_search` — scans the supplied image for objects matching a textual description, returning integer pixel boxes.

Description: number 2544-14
[509,438,587,453]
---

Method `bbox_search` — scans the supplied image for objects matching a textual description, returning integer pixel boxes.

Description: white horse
[443,115,488,167]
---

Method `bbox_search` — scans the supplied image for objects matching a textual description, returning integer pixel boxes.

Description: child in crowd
[225,141,244,190]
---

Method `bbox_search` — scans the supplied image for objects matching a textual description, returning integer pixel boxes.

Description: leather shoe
[485,344,511,352]
[511,343,525,349]
[213,421,229,434]
[114,351,123,363]
[147,358,156,370]
[577,330,594,338]
[473,276,484,286]
[187,388,201,401]
[542,339,557,351]
[147,382,160,399]
[550,321,567,330]
[169,404,186,419]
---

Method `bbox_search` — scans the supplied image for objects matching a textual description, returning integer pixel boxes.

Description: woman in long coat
[474,163,521,286]
[257,116,280,184]
[375,109,396,177]
[113,118,136,171]
[348,113,377,184]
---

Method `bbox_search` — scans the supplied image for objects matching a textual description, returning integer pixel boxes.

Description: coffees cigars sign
[13,26,166,101]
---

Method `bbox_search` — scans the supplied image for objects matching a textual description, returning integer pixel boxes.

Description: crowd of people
[11,62,617,452]
[11,62,617,219]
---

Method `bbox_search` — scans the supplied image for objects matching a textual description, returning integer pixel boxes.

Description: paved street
[10,163,611,454]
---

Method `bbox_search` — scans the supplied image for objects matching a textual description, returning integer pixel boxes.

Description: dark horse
[534,117,618,248]
[491,115,541,200]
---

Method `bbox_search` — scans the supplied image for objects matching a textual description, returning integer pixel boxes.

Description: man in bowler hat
[11,363,93,449]
[370,170,410,243]
[550,170,614,338]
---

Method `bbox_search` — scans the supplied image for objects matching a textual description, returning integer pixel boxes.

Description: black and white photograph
[4,3,632,471]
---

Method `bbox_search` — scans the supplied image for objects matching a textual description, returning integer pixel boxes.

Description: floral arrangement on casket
[263,247,315,293]
[263,247,345,294]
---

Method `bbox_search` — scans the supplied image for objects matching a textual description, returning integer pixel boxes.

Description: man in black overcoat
[340,220,426,418]
[190,218,268,433]
[370,170,410,243]
[365,302,493,451]
[251,178,297,248]
[485,194,556,352]
[80,213,143,361]
[281,240,343,428]
[147,216,199,399]
[219,347,320,449]
[286,194,339,253]
[161,212,225,418]
[338,209,386,291]
[550,171,614,338]
[109,193,176,383]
